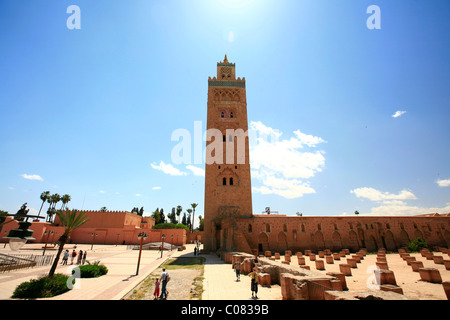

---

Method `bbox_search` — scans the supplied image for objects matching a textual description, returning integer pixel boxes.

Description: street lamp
[42,230,54,256]
[136,231,147,275]
[4,220,35,251]
[160,234,166,258]
[171,234,174,251]
[91,232,98,250]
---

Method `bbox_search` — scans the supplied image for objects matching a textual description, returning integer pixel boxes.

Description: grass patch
[161,257,205,270]
[125,274,158,300]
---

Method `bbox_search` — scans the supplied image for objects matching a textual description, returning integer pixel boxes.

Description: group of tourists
[60,248,87,265]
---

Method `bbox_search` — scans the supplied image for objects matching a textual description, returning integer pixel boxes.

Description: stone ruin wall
[222,215,450,254]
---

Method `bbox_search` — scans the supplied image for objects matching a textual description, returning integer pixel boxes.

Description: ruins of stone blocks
[298,257,306,265]
[380,284,403,295]
[326,255,334,264]
[347,258,357,268]
[419,268,442,283]
[309,253,316,261]
[444,260,450,270]
[374,269,397,286]
[315,259,325,270]
[327,272,348,290]
[274,252,280,260]
[258,273,271,287]
[404,256,416,265]
[443,281,450,300]
[433,255,444,264]
[265,251,272,257]
[339,263,352,276]
[332,253,341,260]
[410,260,424,272]
[376,262,389,270]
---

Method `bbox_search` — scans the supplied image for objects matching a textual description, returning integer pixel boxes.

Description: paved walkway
[0,243,282,300]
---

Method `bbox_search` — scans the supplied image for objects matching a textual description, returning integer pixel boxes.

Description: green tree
[182,212,187,225]
[354,210,360,215]
[152,208,161,224]
[47,193,61,223]
[100,207,107,212]
[198,215,204,231]
[186,209,192,231]
[176,205,183,223]
[160,208,165,224]
[48,209,89,278]
[38,191,51,219]
[60,194,71,211]
[191,203,198,232]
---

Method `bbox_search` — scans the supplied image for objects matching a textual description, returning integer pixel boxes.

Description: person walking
[82,251,87,265]
[70,249,77,265]
[234,261,241,281]
[77,250,83,264]
[61,250,69,265]
[159,268,170,300]
[153,278,161,300]
[249,268,259,299]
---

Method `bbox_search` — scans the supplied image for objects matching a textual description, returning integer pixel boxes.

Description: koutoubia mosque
[2,56,449,254]
[202,55,450,254]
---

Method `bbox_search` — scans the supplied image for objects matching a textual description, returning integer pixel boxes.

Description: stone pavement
[0,243,282,300]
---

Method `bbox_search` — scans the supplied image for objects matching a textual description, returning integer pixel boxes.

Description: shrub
[78,261,108,278]
[408,238,429,252]
[12,274,72,299]
[153,223,189,231]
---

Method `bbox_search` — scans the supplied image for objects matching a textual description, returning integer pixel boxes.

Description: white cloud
[350,187,417,202]
[392,110,407,118]
[152,186,162,190]
[354,202,450,217]
[99,190,105,194]
[151,161,187,176]
[8,187,14,190]
[249,121,326,199]
[21,174,43,181]
[136,193,142,197]
[437,179,450,187]
[186,165,205,177]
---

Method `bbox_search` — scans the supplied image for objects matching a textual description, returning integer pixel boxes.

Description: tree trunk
[48,234,68,278]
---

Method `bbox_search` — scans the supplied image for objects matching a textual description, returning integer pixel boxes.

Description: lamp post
[171,234,174,251]
[42,230,54,256]
[136,231,147,276]
[91,232,98,250]
[160,234,166,258]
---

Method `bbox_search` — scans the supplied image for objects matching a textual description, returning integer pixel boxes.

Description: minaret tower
[203,55,253,251]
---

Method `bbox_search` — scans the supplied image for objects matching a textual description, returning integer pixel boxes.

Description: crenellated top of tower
[215,54,239,82]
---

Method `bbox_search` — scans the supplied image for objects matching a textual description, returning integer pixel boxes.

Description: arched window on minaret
[222,177,227,185]
[230,112,234,118]
[230,177,234,186]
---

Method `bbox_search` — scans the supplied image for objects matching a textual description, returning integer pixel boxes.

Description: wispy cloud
[99,190,105,194]
[136,193,142,197]
[437,179,450,187]
[249,121,326,199]
[151,161,187,176]
[152,186,162,190]
[392,110,407,118]
[21,174,43,181]
[350,187,416,202]
[186,165,205,177]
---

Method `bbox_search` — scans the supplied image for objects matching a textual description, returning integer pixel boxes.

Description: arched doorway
[399,230,410,247]
[384,230,396,251]
[277,232,288,252]
[331,231,342,251]
[258,232,269,253]
[314,231,325,251]
[348,230,359,252]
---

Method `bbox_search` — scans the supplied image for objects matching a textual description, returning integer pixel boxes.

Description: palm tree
[100,206,107,212]
[48,209,89,278]
[47,193,61,223]
[186,209,193,231]
[191,203,198,232]
[37,191,51,219]
[355,210,360,215]
[176,205,182,224]
[60,194,71,211]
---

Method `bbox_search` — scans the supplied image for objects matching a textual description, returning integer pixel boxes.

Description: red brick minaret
[203,55,253,251]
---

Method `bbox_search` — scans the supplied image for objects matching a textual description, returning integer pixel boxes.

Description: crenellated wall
[217,214,450,254]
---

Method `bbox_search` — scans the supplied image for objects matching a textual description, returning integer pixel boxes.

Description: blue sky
[0,0,449,226]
